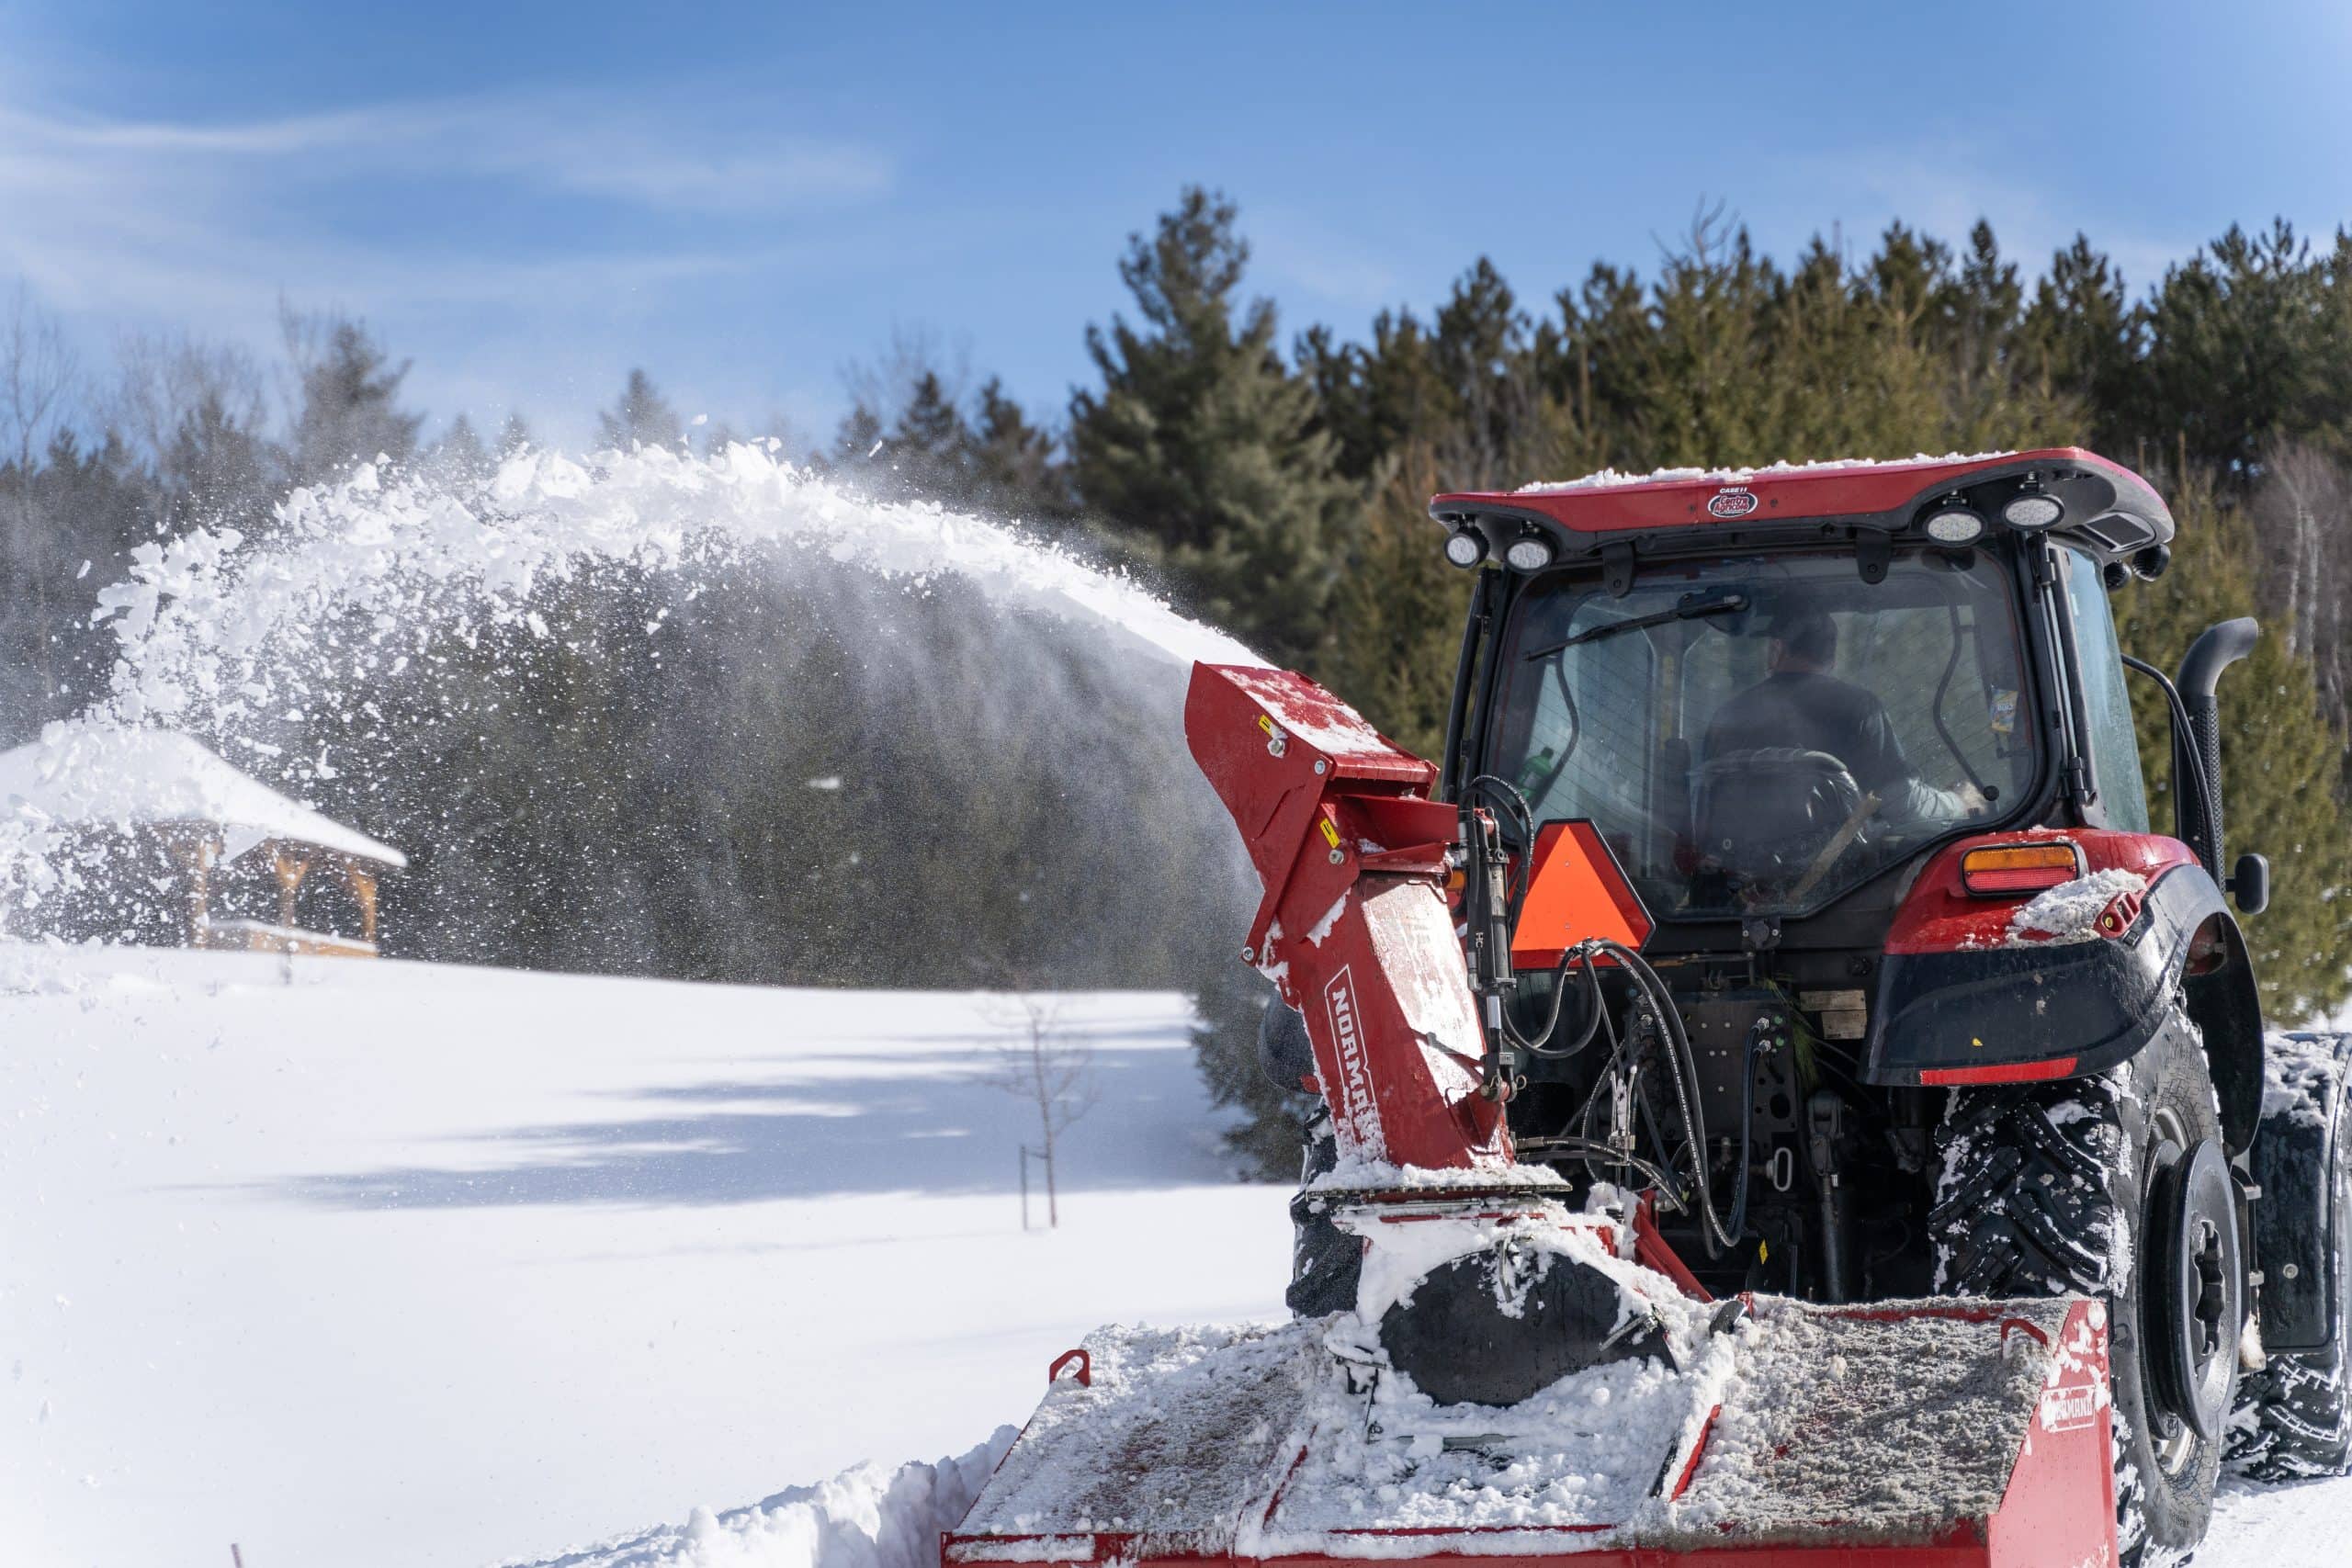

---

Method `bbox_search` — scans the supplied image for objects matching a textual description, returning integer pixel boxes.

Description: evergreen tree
[1322,452,1474,760]
[284,314,423,485]
[597,369,684,451]
[1069,187,1351,667]
[888,369,978,496]
[427,413,491,482]
[2142,222,2348,476]
[2020,236,2141,454]
[160,388,275,533]
[2111,471,2351,1018]
[1190,962,1311,1179]
[970,378,1067,522]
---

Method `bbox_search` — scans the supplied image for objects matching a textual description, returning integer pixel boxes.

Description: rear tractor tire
[2229,1032,2352,1481]
[1932,1021,2243,1565]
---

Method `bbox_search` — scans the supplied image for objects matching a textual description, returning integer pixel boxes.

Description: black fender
[1866,863,2264,1146]
[2247,1033,2352,1351]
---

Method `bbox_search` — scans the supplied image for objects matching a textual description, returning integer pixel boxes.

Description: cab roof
[1430,448,2175,569]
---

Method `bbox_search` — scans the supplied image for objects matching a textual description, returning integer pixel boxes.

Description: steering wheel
[1691,747,1869,890]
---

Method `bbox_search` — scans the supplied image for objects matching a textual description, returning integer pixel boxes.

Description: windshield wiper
[1522,588,1749,661]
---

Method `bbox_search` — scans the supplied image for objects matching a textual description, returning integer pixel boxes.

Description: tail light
[1960,841,2082,897]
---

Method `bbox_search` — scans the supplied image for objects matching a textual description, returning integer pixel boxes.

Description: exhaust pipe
[2174,617,2258,880]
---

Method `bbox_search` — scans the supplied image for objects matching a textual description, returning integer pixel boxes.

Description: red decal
[1706,487,1759,519]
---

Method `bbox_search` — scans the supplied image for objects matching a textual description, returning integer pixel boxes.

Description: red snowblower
[944,452,2352,1566]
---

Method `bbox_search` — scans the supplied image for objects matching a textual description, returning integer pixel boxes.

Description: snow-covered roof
[0,722,406,867]
[1514,451,2019,494]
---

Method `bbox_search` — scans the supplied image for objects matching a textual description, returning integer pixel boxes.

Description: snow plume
[93,442,1261,733]
[503,1428,1016,1568]
[1,444,1263,979]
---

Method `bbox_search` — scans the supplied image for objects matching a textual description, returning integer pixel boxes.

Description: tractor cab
[1434,451,2176,952]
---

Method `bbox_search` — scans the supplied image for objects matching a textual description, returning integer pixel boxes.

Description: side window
[1512,623,1654,826]
[2063,549,2152,833]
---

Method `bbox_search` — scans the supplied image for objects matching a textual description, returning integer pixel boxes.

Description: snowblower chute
[950,452,2344,1566]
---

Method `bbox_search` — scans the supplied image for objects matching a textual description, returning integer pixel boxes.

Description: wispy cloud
[0,89,895,217]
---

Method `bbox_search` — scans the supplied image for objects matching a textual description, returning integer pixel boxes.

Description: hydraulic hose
[1569,936,1742,1257]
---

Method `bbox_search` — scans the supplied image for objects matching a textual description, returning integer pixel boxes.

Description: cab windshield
[1487,547,2037,920]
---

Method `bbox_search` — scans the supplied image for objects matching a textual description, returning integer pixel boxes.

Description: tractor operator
[1704,610,1983,831]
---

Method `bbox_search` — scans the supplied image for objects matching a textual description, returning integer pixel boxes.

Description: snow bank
[508,1429,1017,1568]
[3,943,1290,1568]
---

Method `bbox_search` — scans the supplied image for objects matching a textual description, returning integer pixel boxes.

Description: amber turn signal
[1960,841,2082,897]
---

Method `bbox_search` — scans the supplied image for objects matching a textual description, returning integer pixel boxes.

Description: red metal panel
[1882,829,2198,955]
[1186,663,1507,1170]
[1983,1301,2118,1566]
[1430,448,2151,537]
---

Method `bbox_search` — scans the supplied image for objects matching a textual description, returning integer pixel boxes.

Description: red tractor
[944,451,2352,1567]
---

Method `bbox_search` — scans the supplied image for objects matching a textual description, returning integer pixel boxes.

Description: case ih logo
[1322,965,1385,1156]
[1707,486,1760,519]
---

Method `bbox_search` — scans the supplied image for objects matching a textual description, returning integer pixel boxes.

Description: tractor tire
[2229,1034,2352,1481]
[1931,1021,2233,1564]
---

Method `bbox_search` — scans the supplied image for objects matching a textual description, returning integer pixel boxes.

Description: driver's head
[1769,611,1838,674]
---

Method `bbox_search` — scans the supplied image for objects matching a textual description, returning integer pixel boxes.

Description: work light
[1922,506,1986,545]
[1504,536,1555,572]
[2002,491,2064,530]
[1443,529,1487,569]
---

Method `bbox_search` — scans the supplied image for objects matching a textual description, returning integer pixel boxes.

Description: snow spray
[0,442,1263,977]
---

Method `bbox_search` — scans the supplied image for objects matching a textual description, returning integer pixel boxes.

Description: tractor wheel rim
[2142,1110,2240,1471]
[2143,1112,2198,1478]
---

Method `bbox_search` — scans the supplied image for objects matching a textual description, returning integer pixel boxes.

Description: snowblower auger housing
[949,450,2343,1568]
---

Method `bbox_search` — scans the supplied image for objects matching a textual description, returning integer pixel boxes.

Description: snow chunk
[2007,869,2145,945]
[2262,1032,2344,1128]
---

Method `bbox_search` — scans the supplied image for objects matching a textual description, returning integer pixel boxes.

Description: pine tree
[284,315,423,485]
[2110,472,2352,1019]
[597,369,684,451]
[889,370,977,497]
[1069,187,1352,668]
[1322,451,1475,760]
[428,413,490,481]
[161,387,275,533]
[970,378,1067,522]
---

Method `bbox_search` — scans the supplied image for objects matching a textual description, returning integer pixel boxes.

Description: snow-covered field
[1,945,1289,1567]
[2,942,2342,1566]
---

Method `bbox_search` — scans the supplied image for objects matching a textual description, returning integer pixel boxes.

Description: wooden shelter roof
[0,722,406,868]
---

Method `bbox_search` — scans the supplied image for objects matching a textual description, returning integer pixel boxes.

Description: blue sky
[6,0,2350,451]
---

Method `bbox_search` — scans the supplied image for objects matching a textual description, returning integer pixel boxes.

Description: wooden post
[160,827,220,945]
[341,861,379,947]
[272,844,313,930]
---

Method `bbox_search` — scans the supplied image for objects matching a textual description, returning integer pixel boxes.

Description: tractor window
[2061,547,2153,833]
[1490,547,2036,921]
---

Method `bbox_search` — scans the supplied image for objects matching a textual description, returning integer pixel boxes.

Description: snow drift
[508,1429,1017,1568]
